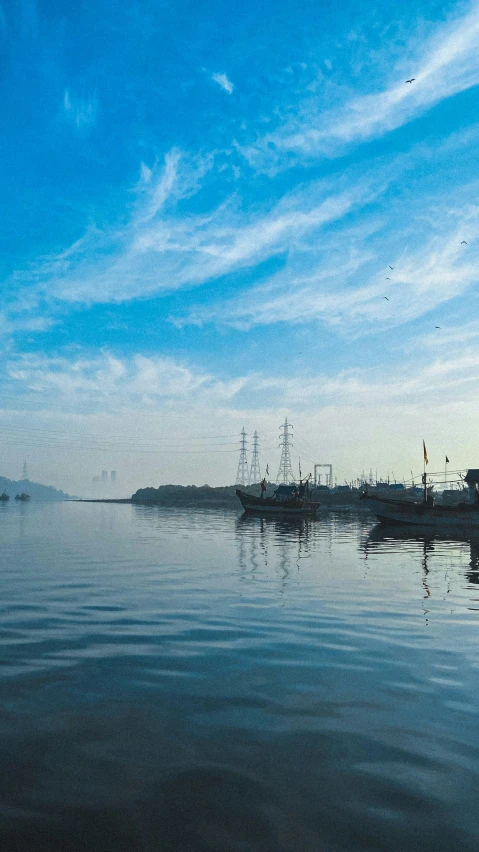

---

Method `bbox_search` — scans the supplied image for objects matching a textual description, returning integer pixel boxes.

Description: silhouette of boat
[0,491,9,501]
[15,493,30,502]
[236,484,319,516]
[361,469,479,529]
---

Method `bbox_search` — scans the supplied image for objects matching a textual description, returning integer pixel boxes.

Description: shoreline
[68,498,132,504]
[69,497,366,511]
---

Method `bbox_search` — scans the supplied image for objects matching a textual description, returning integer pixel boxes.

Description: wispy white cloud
[63,88,98,131]
[0,312,56,336]
[5,35,479,342]
[6,148,391,312]
[5,342,479,484]
[242,4,479,170]
[4,341,479,491]
[254,350,479,409]
[175,186,479,334]
[8,333,479,414]
[6,351,247,409]
[211,72,234,94]
[407,319,479,353]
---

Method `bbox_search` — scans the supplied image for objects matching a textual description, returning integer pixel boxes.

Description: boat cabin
[464,470,479,503]
[274,484,298,503]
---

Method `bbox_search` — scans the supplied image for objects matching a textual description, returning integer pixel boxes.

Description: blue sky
[2,0,479,493]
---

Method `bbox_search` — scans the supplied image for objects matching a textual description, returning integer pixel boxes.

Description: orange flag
[423,440,428,465]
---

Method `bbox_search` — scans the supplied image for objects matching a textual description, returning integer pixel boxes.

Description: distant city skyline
[1,1,479,496]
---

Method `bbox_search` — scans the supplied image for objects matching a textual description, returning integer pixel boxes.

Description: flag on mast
[423,441,428,465]
[446,456,450,464]
[266,464,269,476]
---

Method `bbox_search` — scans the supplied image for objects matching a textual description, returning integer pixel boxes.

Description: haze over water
[1,502,479,851]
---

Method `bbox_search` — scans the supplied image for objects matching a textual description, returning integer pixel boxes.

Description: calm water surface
[1,502,479,851]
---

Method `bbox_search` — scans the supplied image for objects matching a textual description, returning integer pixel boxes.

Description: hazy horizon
[2,0,479,496]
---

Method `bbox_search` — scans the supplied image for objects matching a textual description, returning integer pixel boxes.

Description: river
[1,501,478,851]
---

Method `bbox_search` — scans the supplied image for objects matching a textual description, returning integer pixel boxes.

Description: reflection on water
[1,503,479,852]
[362,523,479,625]
[236,513,314,590]
[363,522,479,588]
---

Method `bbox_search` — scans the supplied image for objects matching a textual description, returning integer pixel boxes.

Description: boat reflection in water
[362,522,479,588]
[235,512,314,588]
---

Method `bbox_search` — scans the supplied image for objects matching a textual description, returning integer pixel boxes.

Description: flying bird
[405,78,415,83]
[435,326,441,329]
[389,266,394,269]
[461,240,467,244]
[386,277,391,280]
[383,296,389,301]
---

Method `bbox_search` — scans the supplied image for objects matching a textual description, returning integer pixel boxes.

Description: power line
[0,436,240,454]
[291,436,316,465]
[294,430,319,459]
[0,422,239,442]
[0,425,239,448]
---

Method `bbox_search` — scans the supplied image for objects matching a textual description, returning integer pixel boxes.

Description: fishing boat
[0,491,9,501]
[361,469,479,529]
[15,493,30,502]
[236,482,319,516]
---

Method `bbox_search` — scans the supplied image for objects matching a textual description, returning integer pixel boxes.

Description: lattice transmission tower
[236,428,249,486]
[249,431,261,484]
[277,418,295,483]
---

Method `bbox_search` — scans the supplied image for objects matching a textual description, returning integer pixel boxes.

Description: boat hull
[361,492,479,529]
[236,489,319,516]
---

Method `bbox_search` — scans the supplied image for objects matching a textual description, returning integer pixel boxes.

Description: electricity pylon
[277,418,294,483]
[249,431,261,484]
[236,428,249,486]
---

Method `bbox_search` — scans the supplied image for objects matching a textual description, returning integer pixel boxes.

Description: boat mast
[422,440,428,504]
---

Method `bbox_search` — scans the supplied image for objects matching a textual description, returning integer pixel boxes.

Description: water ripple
[1,504,479,850]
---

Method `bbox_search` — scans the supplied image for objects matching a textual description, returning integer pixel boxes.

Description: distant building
[101,470,108,483]
[110,470,117,483]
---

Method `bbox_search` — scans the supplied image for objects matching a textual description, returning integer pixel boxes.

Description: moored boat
[15,493,30,502]
[236,482,319,516]
[361,469,479,529]
[0,491,9,501]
